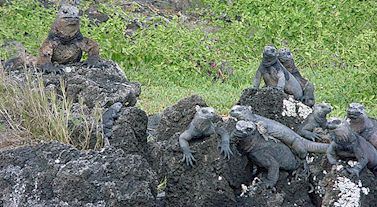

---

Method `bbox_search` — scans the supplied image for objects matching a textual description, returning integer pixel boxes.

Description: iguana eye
[63,9,68,14]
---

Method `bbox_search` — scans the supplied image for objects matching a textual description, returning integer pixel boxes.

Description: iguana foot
[346,167,360,177]
[40,63,63,75]
[181,151,196,167]
[219,143,233,160]
[82,57,104,68]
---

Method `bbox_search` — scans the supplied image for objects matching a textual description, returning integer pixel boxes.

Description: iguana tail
[300,139,329,153]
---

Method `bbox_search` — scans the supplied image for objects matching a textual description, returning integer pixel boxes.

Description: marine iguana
[297,103,332,141]
[326,118,377,177]
[102,102,123,147]
[232,120,305,188]
[347,103,377,149]
[230,105,329,159]
[278,48,315,107]
[36,0,101,73]
[253,45,303,100]
[179,106,233,166]
[2,41,37,70]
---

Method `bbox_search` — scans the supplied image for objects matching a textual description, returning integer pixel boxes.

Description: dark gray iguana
[278,48,315,107]
[297,103,332,141]
[253,45,303,100]
[230,105,329,159]
[36,0,101,73]
[347,103,377,149]
[179,106,233,166]
[232,120,305,188]
[102,102,123,147]
[326,118,377,177]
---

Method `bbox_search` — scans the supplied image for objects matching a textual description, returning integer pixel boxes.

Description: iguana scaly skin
[297,103,332,141]
[232,120,303,188]
[278,48,315,107]
[179,106,233,166]
[347,103,377,149]
[253,45,303,100]
[327,118,377,177]
[230,105,329,159]
[36,1,100,73]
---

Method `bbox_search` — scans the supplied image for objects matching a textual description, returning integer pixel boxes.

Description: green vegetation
[1,0,377,116]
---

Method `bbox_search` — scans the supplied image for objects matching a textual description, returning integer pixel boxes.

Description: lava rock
[0,141,158,206]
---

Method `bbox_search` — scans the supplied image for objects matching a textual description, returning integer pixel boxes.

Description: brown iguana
[347,102,377,149]
[36,0,101,73]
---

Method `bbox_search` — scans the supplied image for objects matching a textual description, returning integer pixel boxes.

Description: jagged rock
[238,87,312,130]
[156,95,207,141]
[147,113,161,137]
[0,141,158,207]
[110,106,148,154]
[86,5,109,25]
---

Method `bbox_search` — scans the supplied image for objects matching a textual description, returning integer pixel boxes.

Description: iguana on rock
[297,103,332,141]
[253,45,303,100]
[230,105,329,159]
[2,41,37,70]
[278,48,315,107]
[36,0,101,73]
[326,118,377,177]
[232,120,305,188]
[179,106,233,166]
[347,103,377,149]
[102,102,123,147]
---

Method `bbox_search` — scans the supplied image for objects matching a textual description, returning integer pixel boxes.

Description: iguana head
[263,45,278,60]
[327,117,355,143]
[313,103,332,117]
[53,2,81,37]
[194,105,216,121]
[277,48,293,64]
[232,120,256,139]
[347,103,367,121]
[229,105,254,121]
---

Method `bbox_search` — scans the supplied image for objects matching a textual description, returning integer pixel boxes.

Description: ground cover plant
[0,0,376,117]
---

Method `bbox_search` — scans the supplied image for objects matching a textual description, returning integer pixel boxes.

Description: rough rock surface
[238,87,312,130]
[0,141,158,207]
[111,106,148,154]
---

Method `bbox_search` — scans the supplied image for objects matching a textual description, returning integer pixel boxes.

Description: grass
[0,0,377,118]
[0,65,103,149]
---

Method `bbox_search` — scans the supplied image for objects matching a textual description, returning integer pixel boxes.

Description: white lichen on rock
[282,96,312,119]
[332,175,369,207]
[333,176,361,207]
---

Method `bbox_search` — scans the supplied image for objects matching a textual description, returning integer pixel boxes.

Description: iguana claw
[181,151,196,167]
[220,144,233,160]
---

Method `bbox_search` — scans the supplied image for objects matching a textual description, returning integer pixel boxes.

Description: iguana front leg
[276,69,285,91]
[347,144,368,177]
[298,128,320,141]
[215,126,233,159]
[252,153,280,188]
[37,40,60,74]
[179,130,196,166]
[77,37,101,67]
[252,68,262,89]
[326,142,339,165]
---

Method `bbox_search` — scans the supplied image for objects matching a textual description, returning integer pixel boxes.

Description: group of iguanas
[2,0,377,189]
[179,47,377,188]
